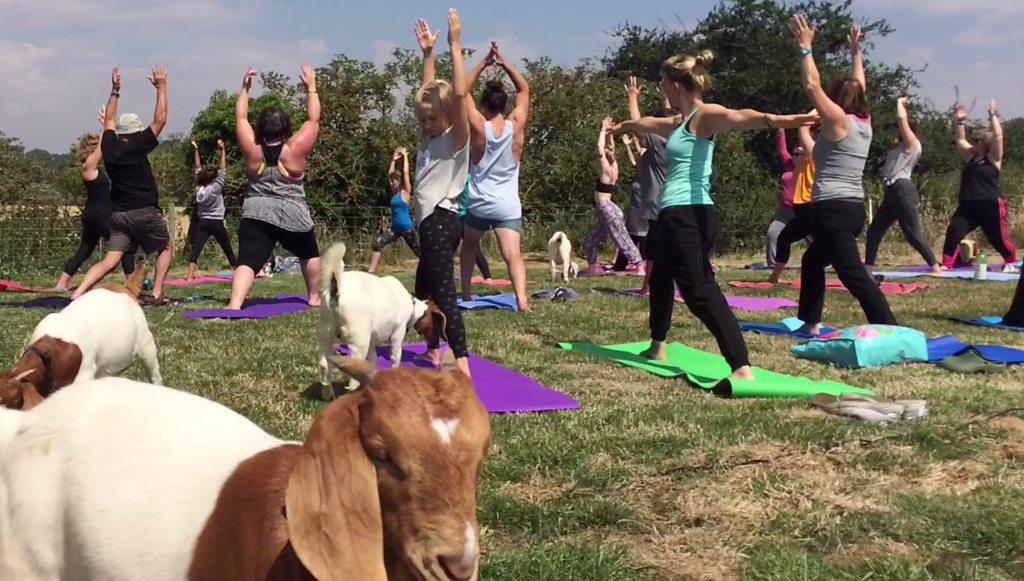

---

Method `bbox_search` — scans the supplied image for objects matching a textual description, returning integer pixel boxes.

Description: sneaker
[1001,263,1020,274]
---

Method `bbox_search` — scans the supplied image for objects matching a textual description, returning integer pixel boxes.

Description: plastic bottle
[975,251,988,281]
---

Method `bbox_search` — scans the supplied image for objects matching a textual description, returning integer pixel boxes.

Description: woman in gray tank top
[864,97,938,274]
[790,17,896,334]
[226,65,321,310]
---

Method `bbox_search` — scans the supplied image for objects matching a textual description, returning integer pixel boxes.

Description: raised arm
[401,147,412,194]
[988,99,1003,167]
[217,139,226,171]
[775,128,792,166]
[192,139,201,171]
[624,76,643,123]
[612,115,681,138]
[284,64,320,166]
[464,45,492,128]
[415,18,439,87]
[499,49,530,126]
[848,26,866,94]
[622,135,637,167]
[81,110,105,181]
[147,65,168,137]
[696,103,819,136]
[388,148,399,176]
[953,104,974,161]
[895,97,918,151]
[235,68,262,173]
[104,67,120,133]
[448,8,470,150]
[790,15,849,140]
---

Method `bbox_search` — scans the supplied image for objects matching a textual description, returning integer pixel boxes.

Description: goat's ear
[326,355,376,388]
[286,391,387,580]
[13,369,34,382]
[427,300,448,342]
[19,386,45,411]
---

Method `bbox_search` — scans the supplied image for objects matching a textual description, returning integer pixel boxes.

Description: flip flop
[938,348,1008,374]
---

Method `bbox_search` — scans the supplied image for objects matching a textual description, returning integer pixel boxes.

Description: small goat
[547,231,579,283]
[0,357,489,581]
[0,265,161,410]
[317,242,445,400]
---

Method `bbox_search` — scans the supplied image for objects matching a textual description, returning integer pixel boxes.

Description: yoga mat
[335,343,579,413]
[183,294,313,319]
[740,321,1024,365]
[468,276,534,286]
[606,288,797,311]
[874,270,1019,281]
[163,275,232,287]
[0,296,72,309]
[729,279,937,295]
[558,341,872,398]
[0,280,59,293]
[951,316,1024,333]
[898,261,1020,272]
[457,293,519,311]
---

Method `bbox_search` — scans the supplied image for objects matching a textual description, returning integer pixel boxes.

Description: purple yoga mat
[616,289,797,311]
[335,343,579,414]
[184,294,313,319]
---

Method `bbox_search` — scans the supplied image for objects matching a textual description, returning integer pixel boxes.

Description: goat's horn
[325,356,377,387]
[13,369,35,382]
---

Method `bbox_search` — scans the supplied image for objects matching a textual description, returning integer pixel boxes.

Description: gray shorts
[464,212,523,234]
[110,207,171,254]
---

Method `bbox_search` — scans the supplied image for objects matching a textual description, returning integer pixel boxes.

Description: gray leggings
[765,206,795,267]
[585,200,642,265]
[864,179,937,266]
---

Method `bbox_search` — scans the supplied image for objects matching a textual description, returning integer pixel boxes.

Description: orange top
[792,156,815,205]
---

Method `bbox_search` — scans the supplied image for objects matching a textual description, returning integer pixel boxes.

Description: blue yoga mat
[741,319,1024,364]
[951,316,1024,333]
[457,293,519,311]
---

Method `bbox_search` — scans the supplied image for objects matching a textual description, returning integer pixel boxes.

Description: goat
[317,241,445,400]
[0,356,490,580]
[547,231,579,283]
[0,265,160,410]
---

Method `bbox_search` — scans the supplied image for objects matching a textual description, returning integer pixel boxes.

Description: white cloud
[371,39,398,65]
[299,38,329,57]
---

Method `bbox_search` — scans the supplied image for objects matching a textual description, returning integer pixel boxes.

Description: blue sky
[2,0,1022,151]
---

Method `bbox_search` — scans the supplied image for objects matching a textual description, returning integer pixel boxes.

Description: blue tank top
[390,192,413,231]
[659,109,715,209]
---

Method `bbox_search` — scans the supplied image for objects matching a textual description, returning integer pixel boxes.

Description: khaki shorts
[110,207,171,254]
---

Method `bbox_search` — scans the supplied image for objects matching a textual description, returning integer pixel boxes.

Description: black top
[959,155,1000,202]
[102,127,160,212]
[82,172,112,221]
[261,143,284,168]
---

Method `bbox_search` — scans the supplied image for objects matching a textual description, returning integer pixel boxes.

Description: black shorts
[237,218,319,271]
[109,207,171,254]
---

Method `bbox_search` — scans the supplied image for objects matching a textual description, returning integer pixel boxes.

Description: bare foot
[461,293,473,302]
[730,365,755,380]
[640,341,666,361]
[928,265,943,277]
[638,288,650,297]
[307,295,321,308]
[517,299,531,312]
[795,323,821,336]
[415,348,443,367]
[456,357,472,378]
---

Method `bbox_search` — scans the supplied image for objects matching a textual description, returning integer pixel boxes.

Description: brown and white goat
[0,355,490,581]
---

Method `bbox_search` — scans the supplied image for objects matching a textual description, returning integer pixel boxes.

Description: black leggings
[774,203,813,265]
[648,205,749,370]
[1004,274,1024,326]
[612,234,648,270]
[941,198,1016,267]
[864,179,937,266]
[188,218,238,266]
[63,217,135,276]
[415,209,468,358]
[459,218,492,279]
[236,218,319,271]
[798,200,896,326]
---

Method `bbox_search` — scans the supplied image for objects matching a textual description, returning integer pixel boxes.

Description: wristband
[110,92,120,97]
[799,47,813,56]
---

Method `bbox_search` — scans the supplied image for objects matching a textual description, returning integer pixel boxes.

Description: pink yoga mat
[335,343,579,414]
[0,280,59,293]
[164,275,233,287]
[615,288,796,311]
[729,279,936,296]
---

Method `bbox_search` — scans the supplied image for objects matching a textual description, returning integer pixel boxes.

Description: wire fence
[0,203,600,278]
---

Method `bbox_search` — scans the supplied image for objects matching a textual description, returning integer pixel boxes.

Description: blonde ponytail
[661,49,714,92]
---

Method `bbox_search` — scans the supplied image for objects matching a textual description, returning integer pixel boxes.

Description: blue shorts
[464,213,523,234]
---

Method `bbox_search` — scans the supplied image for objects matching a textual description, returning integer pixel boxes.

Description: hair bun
[695,49,715,69]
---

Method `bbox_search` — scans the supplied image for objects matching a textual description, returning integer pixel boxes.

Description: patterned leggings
[414,209,467,358]
[372,226,421,256]
[585,200,642,265]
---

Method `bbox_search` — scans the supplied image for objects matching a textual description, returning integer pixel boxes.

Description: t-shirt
[102,128,160,212]
[637,133,668,222]
[881,140,922,185]
[195,170,226,221]
[82,172,112,224]
[414,127,469,226]
[792,157,815,205]
[811,115,872,202]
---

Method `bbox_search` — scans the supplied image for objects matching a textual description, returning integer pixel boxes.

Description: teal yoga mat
[558,341,872,398]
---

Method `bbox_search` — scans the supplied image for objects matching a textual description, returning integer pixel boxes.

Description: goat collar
[24,346,55,397]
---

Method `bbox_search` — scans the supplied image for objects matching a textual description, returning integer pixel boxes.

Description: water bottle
[975,251,987,281]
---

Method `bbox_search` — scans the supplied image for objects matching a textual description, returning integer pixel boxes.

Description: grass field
[2,251,1023,580]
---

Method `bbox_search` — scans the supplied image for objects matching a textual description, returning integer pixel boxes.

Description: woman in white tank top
[460,42,532,312]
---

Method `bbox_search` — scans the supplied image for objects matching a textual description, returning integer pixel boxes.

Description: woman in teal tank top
[612,50,817,388]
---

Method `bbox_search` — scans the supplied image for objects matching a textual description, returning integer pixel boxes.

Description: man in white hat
[72,64,172,303]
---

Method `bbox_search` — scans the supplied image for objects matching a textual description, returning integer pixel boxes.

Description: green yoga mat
[558,341,873,399]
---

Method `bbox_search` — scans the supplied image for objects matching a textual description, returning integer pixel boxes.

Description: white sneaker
[1001,263,1020,274]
